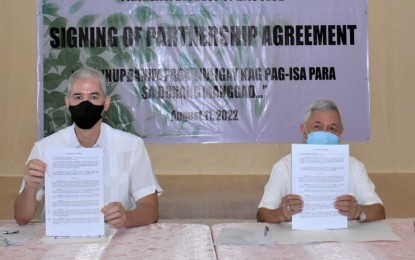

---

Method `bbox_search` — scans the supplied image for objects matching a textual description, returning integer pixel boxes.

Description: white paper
[214,221,401,246]
[292,144,349,230]
[214,226,274,246]
[45,148,105,237]
[269,221,402,244]
[41,225,117,244]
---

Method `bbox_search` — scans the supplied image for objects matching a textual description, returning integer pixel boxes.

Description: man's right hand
[24,159,47,190]
[15,159,46,225]
[257,194,304,223]
[280,194,304,220]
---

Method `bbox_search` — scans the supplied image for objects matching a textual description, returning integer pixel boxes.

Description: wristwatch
[358,209,366,222]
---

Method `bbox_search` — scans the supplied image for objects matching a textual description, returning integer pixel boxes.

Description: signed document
[45,148,105,237]
[292,144,349,230]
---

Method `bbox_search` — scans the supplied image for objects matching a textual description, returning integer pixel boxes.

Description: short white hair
[67,67,107,95]
[303,99,343,125]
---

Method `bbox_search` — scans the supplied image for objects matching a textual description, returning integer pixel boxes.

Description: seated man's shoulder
[272,153,291,168]
[105,124,144,143]
[349,156,364,165]
[278,154,292,163]
[349,156,366,170]
[36,125,74,145]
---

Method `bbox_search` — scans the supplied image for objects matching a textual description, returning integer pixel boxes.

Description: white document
[292,144,349,230]
[45,148,105,237]
[214,226,274,246]
[269,221,402,244]
[214,221,402,246]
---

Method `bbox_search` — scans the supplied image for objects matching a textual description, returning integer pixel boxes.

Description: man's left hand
[101,202,127,228]
[334,195,360,220]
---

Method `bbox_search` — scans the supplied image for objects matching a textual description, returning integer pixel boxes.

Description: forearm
[14,187,39,225]
[122,193,159,228]
[355,203,386,222]
[124,203,159,228]
[256,207,287,223]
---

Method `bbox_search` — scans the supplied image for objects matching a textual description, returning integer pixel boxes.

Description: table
[0,221,216,259]
[212,218,415,259]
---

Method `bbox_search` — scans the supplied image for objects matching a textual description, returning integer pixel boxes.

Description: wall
[1,0,415,177]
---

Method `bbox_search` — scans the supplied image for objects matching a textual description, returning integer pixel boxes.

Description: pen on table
[264,226,269,237]
[3,230,19,235]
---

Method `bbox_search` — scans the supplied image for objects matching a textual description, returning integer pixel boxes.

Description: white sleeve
[130,139,163,202]
[349,157,383,205]
[258,156,291,209]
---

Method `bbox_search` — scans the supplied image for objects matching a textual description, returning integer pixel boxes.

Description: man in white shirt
[14,67,162,228]
[257,99,385,223]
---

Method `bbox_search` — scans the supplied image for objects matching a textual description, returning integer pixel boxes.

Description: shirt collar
[71,123,106,148]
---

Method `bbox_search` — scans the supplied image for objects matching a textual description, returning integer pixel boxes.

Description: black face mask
[69,101,104,129]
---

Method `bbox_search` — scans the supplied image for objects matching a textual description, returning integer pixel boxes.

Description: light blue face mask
[306,131,340,145]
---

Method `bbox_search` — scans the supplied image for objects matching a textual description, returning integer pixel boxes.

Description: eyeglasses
[307,123,341,135]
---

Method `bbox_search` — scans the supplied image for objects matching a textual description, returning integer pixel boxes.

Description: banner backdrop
[37,0,369,143]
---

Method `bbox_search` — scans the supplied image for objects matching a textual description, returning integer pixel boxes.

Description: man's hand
[14,159,47,225]
[101,202,127,229]
[24,159,47,190]
[256,194,303,223]
[334,195,360,220]
[281,194,304,220]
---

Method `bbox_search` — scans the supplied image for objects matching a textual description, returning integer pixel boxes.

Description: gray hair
[303,99,343,125]
[67,67,107,95]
